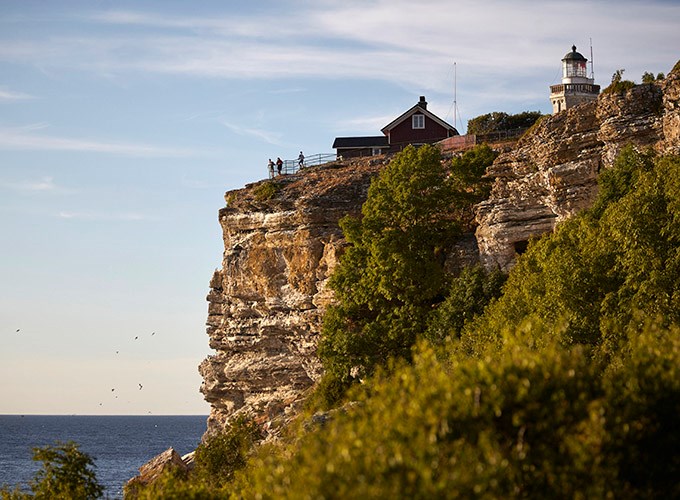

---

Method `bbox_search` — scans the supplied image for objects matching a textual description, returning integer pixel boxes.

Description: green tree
[463,147,680,357]
[425,265,506,342]
[604,69,635,94]
[319,144,464,381]
[467,111,543,135]
[0,442,104,499]
[642,71,656,84]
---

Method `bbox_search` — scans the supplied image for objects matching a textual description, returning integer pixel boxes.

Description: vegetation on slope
[467,111,544,135]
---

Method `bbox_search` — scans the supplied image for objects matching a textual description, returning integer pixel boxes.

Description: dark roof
[381,99,457,135]
[333,136,389,149]
[562,45,587,62]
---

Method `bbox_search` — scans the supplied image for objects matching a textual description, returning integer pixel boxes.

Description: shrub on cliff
[318,144,495,386]
[603,68,636,94]
[462,146,680,357]
[467,111,543,135]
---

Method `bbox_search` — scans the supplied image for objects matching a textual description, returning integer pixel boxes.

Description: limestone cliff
[199,62,680,436]
[476,63,680,270]
[199,159,386,436]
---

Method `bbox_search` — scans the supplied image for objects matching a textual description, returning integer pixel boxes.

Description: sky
[1,0,679,416]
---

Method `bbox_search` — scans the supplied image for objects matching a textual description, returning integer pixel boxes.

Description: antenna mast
[453,62,457,130]
[590,37,595,80]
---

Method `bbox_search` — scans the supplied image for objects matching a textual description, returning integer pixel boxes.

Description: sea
[0,415,208,499]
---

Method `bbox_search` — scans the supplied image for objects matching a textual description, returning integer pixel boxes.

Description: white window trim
[412,114,425,129]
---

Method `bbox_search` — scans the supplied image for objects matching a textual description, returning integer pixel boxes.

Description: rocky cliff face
[476,63,680,270]
[199,159,386,436]
[199,62,680,436]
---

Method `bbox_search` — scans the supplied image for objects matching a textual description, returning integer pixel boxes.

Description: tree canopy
[467,111,543,135]
[318,144,497,386]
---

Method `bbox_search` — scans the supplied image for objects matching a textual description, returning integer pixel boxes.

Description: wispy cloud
[1,2,678,109]
[0,88,35,101]
[220,120,283,146]
[0,176,72,194]
[0,125,201,157]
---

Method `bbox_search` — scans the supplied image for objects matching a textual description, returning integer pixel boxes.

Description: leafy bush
[124,416,262,499]
[252,181,280,201]
[236,320,680,498]
[1,442,103,500]
[603,69,636,94]
[425,265,506,342]
[467,111,543,135]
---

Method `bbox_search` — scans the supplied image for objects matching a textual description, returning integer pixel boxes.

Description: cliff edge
[199,158,386,436]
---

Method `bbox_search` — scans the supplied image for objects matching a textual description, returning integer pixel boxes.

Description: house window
[412,114,425,129]
[372,147,382,156]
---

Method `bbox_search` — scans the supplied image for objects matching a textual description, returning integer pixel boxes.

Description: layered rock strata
[476,65,680,271]
[199,159,386,435]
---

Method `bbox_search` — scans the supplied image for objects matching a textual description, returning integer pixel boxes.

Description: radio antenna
[453,62,457,130]
[590,37,595,80]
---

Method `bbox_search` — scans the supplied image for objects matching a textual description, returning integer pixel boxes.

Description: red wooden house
[333,96,458,158]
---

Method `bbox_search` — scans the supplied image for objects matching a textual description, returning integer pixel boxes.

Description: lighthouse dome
[562,45,587,62]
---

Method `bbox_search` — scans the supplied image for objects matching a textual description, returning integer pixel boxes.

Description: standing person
[298,151,305,168]
[276,157,283,176]
[267,158,275,179]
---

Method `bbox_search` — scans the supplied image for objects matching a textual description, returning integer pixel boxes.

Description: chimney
[418,96,427,110]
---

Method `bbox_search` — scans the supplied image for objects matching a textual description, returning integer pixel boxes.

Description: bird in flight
[138,383,143,390]
[151,332,155,336]
[134,336,138,340]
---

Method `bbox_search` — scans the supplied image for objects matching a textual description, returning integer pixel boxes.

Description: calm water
[0,415,207,499]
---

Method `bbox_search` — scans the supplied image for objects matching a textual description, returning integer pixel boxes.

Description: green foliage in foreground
[124,416,261,499]
[1,442,103,500]
[235,322,680,498]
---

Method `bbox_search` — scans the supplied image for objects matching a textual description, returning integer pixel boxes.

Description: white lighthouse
[550,45,600,113]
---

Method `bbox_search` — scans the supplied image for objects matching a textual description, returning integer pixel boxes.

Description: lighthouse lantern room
[550,45,600,113]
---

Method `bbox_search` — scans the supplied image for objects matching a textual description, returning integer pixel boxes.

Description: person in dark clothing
[276,157,283,175]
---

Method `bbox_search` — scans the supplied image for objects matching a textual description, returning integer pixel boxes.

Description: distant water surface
[0,415,207,499]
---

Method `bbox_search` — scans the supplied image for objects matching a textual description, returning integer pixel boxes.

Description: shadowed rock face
[199,159,386,436]
[476,65,680,271]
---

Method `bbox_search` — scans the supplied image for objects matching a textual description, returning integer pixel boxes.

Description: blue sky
[1,0,679,415]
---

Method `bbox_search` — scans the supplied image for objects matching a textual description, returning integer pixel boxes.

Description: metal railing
[269,153,337,177]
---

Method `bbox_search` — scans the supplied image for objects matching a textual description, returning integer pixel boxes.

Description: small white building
[550,45,600,113]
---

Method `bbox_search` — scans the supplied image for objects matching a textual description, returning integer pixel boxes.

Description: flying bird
[138,383,143,390]
[134,336,138,340]
[151,332,155,336]
[16,329,20,333]
[111,388,115,392]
